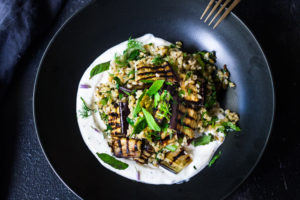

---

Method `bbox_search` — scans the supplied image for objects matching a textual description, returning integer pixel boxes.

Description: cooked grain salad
[86,37,240,174]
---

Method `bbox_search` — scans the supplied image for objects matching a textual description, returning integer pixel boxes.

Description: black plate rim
[33,1,275,199]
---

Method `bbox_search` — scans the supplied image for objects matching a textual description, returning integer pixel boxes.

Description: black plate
[33,0,275,199]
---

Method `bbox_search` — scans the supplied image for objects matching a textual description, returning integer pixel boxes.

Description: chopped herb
[132,117,147,135]
[105,124,112,132]
[79,97,95,118]
[195,53,205,67]
[128,69,136,77]
[209,116,219,127]
[193,165,197,170]
[169,44,176,48]
[146,80,165,96]
[186,71,192,79]
[100,97,108,105]
[113,76,122,89]
[119,93,123,99]
[165,81,173,85]
[222,122,241,131]
[89,61,110,79]
[133,90,146,117]
[208,151,221,167]
[205,90,216,109]
[179,90,185,98]
[96,153,128,170]
[217,122,241,134]
[146,131,161,142]
[164,144,178,152]
[188,88,192,95]
[127,117,135,126]
[142,108,161,131]
[100,112,108,122]
[154,93,160,108]
[183,52,188,57]
[152,55,164,65]
[192,134,213,146]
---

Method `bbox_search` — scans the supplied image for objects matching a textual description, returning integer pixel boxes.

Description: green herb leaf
[188,88,192,95]
[154,93,160,108]
[127,117,135,126]
[96,153,128,170]
[169,44,176,48]
[179,89,185,98]
[142,108,161,131]
[90,61,110,79]
[119,93,123,99]
[222,122,241,131]
[133,90,146,117]
[192,134,213,146]
[100,112,108,122]
[105,124,112,131]
[79,97,95,118]
[152,55,164,65]
[165,81,173,85]
[208,151,221,167]
[100,97,108,105]
[113,76,122,89]
[147,80,165,96]
[164,144,178,152]
[132,117,147,135]
[205,90,216,109]
[186,71,192,79]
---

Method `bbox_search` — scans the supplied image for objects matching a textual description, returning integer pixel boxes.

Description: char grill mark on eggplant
[175,104,198,139]
[160,148,192,174]
[108,108,122,136]
[135,62,178,84]
[111,137,154,163]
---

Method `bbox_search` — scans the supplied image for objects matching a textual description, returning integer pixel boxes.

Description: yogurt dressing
[76,33,224,184]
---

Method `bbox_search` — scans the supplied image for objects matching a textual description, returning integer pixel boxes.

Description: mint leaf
[164,144,178,152]
[133,90,146,117]
[142,108,161,131]
[146,80,165,96]
[132,117,147,135]
[90,61,110,79]
[96,153,128,170]
[208,151,221,167]
[192,134,213,146]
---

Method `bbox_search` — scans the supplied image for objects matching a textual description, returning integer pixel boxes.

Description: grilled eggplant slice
[136,62,177,85]
[160,148,192,174]
[108,107,122,136]
[111,137,153,164]
[175,104,198,139]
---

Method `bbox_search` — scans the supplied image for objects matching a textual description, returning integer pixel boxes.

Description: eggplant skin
[111,137,153,164]
[159,148,192,174]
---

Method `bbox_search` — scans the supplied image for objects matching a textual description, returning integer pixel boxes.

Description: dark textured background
[1,0,300,199]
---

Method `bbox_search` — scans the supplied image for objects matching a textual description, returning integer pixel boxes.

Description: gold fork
[200,0,241,29]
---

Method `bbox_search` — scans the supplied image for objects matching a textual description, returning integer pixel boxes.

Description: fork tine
[204,0,223,23]
[213,0,241,29]
[200,0,215,20]
[208,0,232,25]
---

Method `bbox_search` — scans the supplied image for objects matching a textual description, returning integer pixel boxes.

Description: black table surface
[1,0,299,199]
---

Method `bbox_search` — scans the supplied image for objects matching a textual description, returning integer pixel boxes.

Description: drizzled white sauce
[76,34,224,184]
